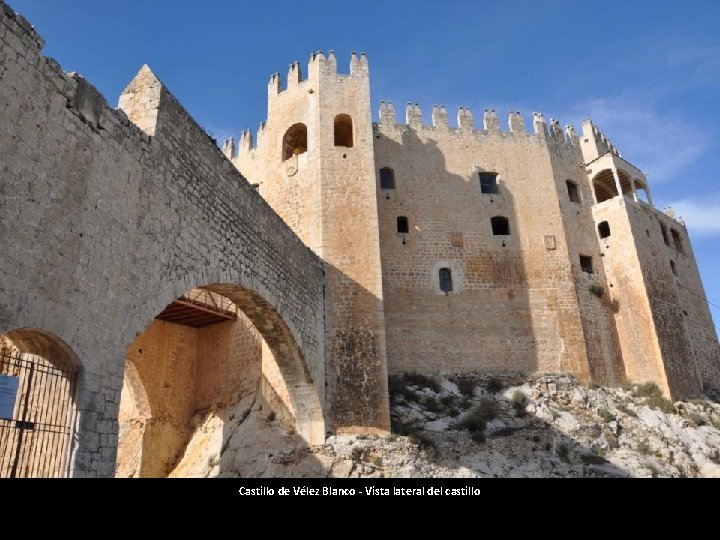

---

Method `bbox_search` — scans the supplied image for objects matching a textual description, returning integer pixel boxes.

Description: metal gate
[0,349,78,478]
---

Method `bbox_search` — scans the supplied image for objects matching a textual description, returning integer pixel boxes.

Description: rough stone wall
[234,53,390,433]
[0,1,325,476]
[373,109,601,379]
[591,198,708,398]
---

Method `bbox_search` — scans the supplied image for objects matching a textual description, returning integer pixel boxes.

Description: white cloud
[665,197,720,235]
[564,95,707,185]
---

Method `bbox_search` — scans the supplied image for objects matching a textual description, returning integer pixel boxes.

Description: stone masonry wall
[373,108,605,380]
[0,1,326,476]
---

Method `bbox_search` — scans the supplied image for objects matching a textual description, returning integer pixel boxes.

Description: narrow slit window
[380,168,395,190]
[598,221,611,238]
[334,114,353,147]
[670,260,678,276]
[491,216,510,236]
[580,255,595,274]
[479,172,499,194]
[397,216,409,234]
[439,268,453,293]
[566,180,581,204]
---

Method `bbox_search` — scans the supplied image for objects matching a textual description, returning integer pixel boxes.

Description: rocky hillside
[168,374,720,478]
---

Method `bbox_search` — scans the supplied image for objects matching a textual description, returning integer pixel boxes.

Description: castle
[1,1,719,477]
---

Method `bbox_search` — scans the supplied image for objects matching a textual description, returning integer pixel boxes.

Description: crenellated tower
[232,51,390,434]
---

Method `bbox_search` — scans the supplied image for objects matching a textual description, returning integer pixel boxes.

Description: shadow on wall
[376,129,541,375]
[114,284,326,478]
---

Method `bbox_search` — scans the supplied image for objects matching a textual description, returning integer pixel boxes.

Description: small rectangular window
[598,221,610,238]
[479,173,498,194]
[380,168,395,190]
[566,180,581,204]
[397,216,409,234]
[439,268,453,293]
[579,255,595,274]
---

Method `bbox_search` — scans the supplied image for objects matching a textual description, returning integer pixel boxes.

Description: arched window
[598,221,611,238]
[397,216,409,234]
[593,170,619,203]
[379,168,395,190]
[439,268,453,293]
[670,260,678,276]
[334,114,353,147]
[282,123,307,161]
[491,216,510,236]
[566,180,581,204]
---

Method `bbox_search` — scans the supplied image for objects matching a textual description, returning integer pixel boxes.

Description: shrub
[633,382,662,398]
[687,412,705,426]
[470,431,486,443]
[646,394,675,414]
[598,408,615,423]
[422,395,444,413]
[556,443,570,461]
[617,403,637,418]
[637,441,651,455]
[487,377,504,393]
[580,452,608,465]
[588,381,600,390]
[373,456,383,468]
[588,283,605,297]
[454,378,477,398]
[356,434,368,440]
[403,372,441,393]
[512,390,528,417]
[458,399,497,432]
[440,394,455,407]
[388,374,412,400]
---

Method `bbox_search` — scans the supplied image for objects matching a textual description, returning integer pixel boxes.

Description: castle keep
[1,1,718,477]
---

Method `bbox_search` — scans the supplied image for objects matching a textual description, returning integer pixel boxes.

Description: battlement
[377,100,580,147]
[580,118,621,163]
[267,50,368,97]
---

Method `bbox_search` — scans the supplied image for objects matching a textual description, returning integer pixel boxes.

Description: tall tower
[233,52,390,433]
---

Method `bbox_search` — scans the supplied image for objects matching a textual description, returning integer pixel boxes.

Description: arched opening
[379,167,395,190]
[598,221,611,239]
[0,329,80,478]
[333,114,353,148]
[634,179,650,203]
[116,284,323,478]
[282,123,307,161]
[439,268,453,293]
[491,216,510,236]
[617,169,633,197]
[592,169,619,203]
[566,180,581,204]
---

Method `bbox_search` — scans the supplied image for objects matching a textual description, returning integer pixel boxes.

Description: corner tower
[233,52,390,434]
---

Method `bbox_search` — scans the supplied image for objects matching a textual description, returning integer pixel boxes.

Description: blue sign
[0,375,19,419]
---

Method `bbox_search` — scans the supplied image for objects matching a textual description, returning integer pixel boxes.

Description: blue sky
[9,0,720,327]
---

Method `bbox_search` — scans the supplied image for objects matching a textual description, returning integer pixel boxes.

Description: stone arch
[282,123,307,161]
[121,270,325,445]
[592,169,618,203]
[0,328,80,478]
[334,114,353,147]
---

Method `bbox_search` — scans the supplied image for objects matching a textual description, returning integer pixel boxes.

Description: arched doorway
[0,329,80,478]
[116,284,323,477]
